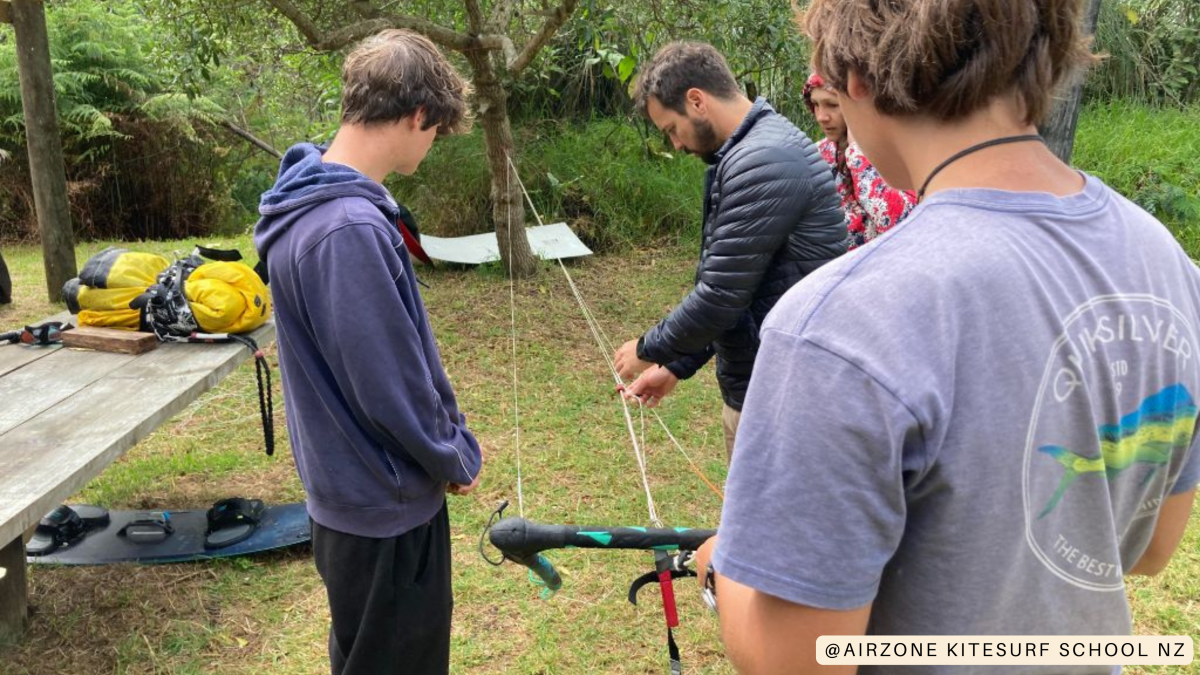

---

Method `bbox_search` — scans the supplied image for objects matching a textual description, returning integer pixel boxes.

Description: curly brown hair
[633,41,742,116]
[341,29,473,135]
[798,0,1099,125]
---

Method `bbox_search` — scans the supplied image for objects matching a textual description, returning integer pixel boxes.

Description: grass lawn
[0,236,1196,675]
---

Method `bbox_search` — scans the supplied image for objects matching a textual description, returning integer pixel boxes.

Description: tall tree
[1040,0,1104,164]
[263,0,578,277]
[7,0,76,301]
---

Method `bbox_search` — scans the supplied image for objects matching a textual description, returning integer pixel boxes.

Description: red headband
[802,73,832,112]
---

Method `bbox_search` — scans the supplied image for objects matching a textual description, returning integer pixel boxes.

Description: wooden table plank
[0,344,58,379]
[0,347,134,437]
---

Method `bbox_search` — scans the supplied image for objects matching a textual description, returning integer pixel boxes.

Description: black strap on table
[230,334,275,457]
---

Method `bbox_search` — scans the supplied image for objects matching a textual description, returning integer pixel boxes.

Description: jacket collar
[709,97,769,165]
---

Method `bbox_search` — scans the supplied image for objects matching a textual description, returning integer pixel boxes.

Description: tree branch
[374,12,514,53]
[325,16,463,50]
[464,0,485,34]
[218,120,282,159]
[493,34,517,65]
[507,0,578,76]
[262,0,323,45]
[263,0,478,52]
[487,0,517,33]
[350,0,379,20]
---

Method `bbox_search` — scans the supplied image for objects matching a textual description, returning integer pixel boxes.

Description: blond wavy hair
[799,0,1100,125]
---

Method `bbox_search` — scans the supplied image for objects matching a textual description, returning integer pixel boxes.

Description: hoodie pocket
[384,449,445,505]
[380,451,404,501]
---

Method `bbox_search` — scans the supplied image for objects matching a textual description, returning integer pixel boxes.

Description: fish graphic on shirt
[1037,384,1197,518]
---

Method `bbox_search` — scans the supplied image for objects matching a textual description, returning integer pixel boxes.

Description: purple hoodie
[255,143,481,538]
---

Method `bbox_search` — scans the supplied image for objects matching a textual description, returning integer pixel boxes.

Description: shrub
[0,1,233,241]
[1074,101,1200,254]
[1088,0,1200,106]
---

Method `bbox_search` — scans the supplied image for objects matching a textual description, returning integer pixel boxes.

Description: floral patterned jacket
[819,139,918,250]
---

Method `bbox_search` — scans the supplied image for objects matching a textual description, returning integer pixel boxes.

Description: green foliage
[127,0,808,242]
[523,120,705,249]
[702,0,811,119]
[134,0,345,139]
[0,0,239,241]
[390,120,705,250]
[3,0,1194,253]
[1089,0,1200,106]
[0,1,209,160]
[1074,101,1200,252]
[508,0,810,125]
[508,1,641,121]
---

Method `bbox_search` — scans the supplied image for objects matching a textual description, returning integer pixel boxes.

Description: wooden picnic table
[0,313,275,642]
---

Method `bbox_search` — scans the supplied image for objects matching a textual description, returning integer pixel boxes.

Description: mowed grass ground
[0,236,1196,675]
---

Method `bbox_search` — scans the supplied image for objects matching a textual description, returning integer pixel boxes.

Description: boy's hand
[449,445,483,496]
[448,473,481,496]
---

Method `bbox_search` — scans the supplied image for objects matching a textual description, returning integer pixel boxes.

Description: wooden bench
[0,314,275,642]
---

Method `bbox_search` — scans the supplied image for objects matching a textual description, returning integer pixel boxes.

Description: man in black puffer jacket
[614,42,846,458]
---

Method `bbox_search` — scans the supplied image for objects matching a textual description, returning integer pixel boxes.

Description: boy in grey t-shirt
[698,1,1200,674]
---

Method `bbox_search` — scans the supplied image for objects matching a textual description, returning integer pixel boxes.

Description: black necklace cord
[917,134,1045,201]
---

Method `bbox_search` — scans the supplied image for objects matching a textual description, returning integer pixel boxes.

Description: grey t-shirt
[715,175,1200,673]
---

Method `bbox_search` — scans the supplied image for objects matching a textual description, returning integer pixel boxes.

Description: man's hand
[615,338,654,381]
[625,366,679,408]
[695,535,718,591]
[447,472,481,496]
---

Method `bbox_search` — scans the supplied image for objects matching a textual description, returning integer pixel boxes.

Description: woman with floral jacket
[804,72,918,249]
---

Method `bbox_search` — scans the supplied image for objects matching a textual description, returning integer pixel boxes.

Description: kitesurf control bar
[488,517,717,591]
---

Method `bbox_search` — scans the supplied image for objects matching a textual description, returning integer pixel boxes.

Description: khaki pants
[722,404,742,461]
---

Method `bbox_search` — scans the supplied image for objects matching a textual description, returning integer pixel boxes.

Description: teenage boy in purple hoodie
[254,29,482,675]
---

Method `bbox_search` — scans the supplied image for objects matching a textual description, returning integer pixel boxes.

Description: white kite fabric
[420,222,592,265]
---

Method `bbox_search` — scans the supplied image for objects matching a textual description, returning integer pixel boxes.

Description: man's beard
[686,118,722,164]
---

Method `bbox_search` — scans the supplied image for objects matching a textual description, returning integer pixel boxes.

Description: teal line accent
[629,527,647,533]
[578,531,614,546]
[651,544,677,551]
[674,527,691,533]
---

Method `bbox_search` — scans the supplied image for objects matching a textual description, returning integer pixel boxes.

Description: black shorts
[312,502,452,675]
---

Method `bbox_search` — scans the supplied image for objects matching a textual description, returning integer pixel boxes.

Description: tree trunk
[465,48,538,278]
[12,0,76,302]
[1040,0,1104,164]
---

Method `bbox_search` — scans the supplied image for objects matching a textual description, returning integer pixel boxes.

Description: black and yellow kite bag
[63,246,271,339]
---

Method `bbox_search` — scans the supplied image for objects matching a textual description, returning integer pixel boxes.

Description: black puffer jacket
[637,98,845,410]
